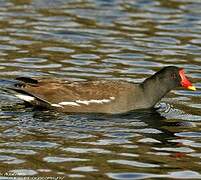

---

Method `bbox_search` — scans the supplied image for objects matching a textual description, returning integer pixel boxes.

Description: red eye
[171,74,176,79]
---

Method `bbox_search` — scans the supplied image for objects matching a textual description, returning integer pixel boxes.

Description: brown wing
[12,77,138,113]
[21,79,126,103]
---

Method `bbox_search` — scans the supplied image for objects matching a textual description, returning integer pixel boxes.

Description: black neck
[141,72,176,107]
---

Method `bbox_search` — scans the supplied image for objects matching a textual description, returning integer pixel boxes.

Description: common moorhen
[9,66,195,114]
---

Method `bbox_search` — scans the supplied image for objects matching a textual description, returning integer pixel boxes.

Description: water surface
[0,0,201,179]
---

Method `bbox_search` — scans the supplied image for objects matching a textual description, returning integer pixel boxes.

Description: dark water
[0,0,200,179]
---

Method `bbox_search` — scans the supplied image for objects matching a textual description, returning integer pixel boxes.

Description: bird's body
[9,66,195,114]
[13,79,146,114]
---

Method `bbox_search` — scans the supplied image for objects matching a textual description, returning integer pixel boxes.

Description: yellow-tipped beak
[188,85,196,91]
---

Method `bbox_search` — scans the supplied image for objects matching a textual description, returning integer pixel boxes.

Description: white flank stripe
[86,99,111,104]
[55,98,115,107]
[51,104,63,108]
[76,98,113,105]
[76,100,90,105]
[15,94,35,102]
[59,102,80,106]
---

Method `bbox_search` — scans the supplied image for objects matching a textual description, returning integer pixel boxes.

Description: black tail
[0,78,52,109]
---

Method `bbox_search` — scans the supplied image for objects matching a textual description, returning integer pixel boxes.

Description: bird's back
[12,78,140,114]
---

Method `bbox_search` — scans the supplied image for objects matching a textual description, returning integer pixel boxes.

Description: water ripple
[108,159,160,168]
[43,157,89,163]
[0,0,200,178]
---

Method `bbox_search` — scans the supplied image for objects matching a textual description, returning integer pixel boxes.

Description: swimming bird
[8,66,196,114]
